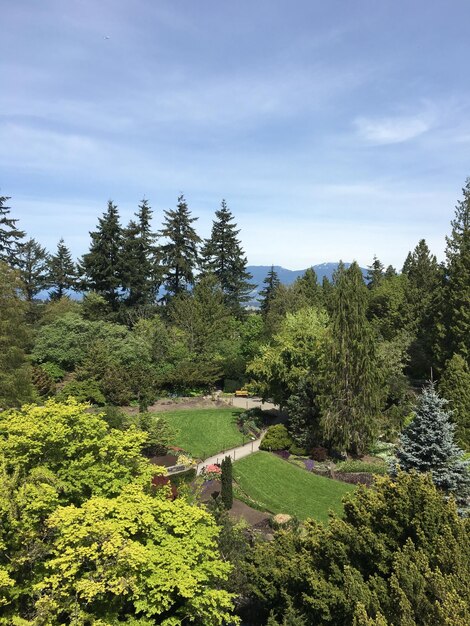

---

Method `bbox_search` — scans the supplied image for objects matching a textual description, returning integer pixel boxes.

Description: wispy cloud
[354,112,433,145]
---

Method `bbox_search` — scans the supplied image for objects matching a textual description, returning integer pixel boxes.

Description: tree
[16,237,50,300]
[286,377,321,448]
[444,177,470,361]
[321,262,381,455]
[395,383,470,504]
[221,455,233,509]
[291,267,321,307]
[160,195,201,300]
[82,200,124,309]
[0,263,33,408]
[121,198,160,307]
[48,237,77,299]
[439,354,470,449]
[366,255,384,289]
[200,199,254,315]
[246,472,470,625]
[258,265,281,315]
[0,195,25,266]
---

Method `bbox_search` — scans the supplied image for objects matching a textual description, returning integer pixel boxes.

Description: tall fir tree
[16,238,50,301]
[121,199,160,307]
[258,266,280,315]
[321,262,381,455]
[443,178,470,362]
[82,201,124,309]
[0,262,33,407]
[200,200,254,316]
[395,383,470,505]
[366,255,385,289]
[48,238,77,300]
[220,456,233,510]
[439,354,470,450]
[0,196,25,266]
[159,195,201,301]
[292,267,321,307]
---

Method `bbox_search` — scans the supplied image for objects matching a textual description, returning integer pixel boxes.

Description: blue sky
[2,0,470,269]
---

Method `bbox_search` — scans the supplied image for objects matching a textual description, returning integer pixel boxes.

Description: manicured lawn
[163,408,245,459]
[233,451,355,523]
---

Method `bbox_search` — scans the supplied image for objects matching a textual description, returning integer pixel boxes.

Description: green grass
[164,408,245,459]
[233,451,355,523]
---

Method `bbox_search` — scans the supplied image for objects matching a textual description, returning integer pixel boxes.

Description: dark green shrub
[39,361,65,382]
[56,379,106,405]
[260,424,293,451]
[221,456,233,510]
[289,444,307,456]
[335,459,387,475]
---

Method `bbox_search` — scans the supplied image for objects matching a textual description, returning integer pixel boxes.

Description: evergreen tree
[366,255,384,289]
[259,266,280,315]
[292,267,321,306]
[160,195,201,300]
[16,237,50,300]
[0,195,25,266]
[0,262,33,407]
[200,200,254,315]
[48,238,77,299]
[121,199,160,307]
[444,178,470,361]
[285,377,321,449]
[395,383,470,504]
[439,354,470,449]
[82,201,123,309]
[321,262,381,455]
[384,264,397,278]
[220,455,233,510]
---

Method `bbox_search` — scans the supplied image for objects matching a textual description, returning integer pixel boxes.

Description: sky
[2,0,470,269]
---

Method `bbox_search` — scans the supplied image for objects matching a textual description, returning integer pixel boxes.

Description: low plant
[310,446,328,462]
[202,464,222,480]
[274,450,290,460]
[290,444,307,456]
[260,424,293,451]
[56,379,106,405]
[335,459,387,475]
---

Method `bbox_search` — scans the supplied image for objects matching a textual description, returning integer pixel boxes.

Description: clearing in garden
[163,407,245,459]
[233,451,355,523]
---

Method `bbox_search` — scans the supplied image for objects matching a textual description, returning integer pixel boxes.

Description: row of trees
[0,195,254,316]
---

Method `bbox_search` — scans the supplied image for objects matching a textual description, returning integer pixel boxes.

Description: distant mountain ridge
[246,262,367,289]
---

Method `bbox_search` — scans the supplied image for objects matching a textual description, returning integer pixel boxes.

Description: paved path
[196,431,266,475]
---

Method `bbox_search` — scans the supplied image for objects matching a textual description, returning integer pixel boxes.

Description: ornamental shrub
[221,456,233,509]
[290,444,308,456]
[310,446,328,462]
[260,424,293,451]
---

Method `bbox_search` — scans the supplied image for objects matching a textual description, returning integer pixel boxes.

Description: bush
[289,444,307,456]
[56,380,106,405]
[310,446,328,462]
[39,361,65,381]
[335,459,387,475]
[274,450,290,460]
[260,424,293,451]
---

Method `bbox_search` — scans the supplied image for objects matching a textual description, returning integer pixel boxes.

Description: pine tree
[48,238,77,300]
[444,178,470,361]
[292,267,320,306]
[321,262,381,455]
[121,199,160,307]
[220,456,233,510]
[259,266,281,315]
[159,195,201,301]
[16,238,50,301]
[200,200,254,315]
[0,196,25,266]
[439,354,470,449]
[396,383,470,504]
[82,201,123,309]
[0,262,33,407]
[366,255,385,289]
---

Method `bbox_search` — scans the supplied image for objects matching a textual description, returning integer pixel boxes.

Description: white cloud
[354,113,432,144]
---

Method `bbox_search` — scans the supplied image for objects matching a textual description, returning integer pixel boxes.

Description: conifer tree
[200,200,253,315]
[439,354,470,449]
[321,262,381,455]
[384,264,397,278]
[395,383,470,504]
[121,199,160,307]
[259,266,280,315]
[292,267,320,306]
[48,238,77,300]
[444,178,470,361]
[0,262,33,407]
[220,456,233,510]
[159,195,201,300]
[366,255,384,289]
[82,201,123,309]
[0,196,25,266]
[17,238,50,300]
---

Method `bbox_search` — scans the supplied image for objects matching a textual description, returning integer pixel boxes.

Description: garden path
[196,431,266,475]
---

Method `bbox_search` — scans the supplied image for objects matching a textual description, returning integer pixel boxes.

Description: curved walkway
[196,431,266,475]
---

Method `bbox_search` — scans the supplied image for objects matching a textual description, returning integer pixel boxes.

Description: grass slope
[164,408,244,459]
[233,451,355,523]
